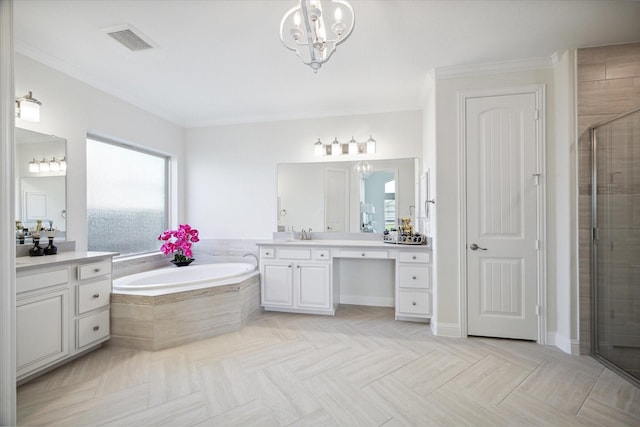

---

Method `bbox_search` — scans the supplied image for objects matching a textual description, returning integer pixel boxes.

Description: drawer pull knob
[94,268,101,273]
[297,265,300,269]
[412,276,417,280]
[320,254,324,257]
[412,256,417,260]
[92,293,100,298]
[288,265,292,268]
[412,301,417,306]
[93,326,100,331]
[361,253,365,257]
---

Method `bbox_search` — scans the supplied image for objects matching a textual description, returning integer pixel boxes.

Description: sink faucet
[243,253,259,269]
[300,228,312,240]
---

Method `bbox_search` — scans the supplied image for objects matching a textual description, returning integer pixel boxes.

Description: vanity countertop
[16,251,119,271]
[257,240,430,250]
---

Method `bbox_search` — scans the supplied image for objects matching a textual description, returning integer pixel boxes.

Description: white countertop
[257,239,430,250]
[16,251,119,270]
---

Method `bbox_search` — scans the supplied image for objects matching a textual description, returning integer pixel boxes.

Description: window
[87,136,168,256]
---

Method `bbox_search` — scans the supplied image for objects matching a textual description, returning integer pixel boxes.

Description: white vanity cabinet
[16,252,116,382]
[260,246,336,315]
[395,250,432,321]
[16,267,71,380]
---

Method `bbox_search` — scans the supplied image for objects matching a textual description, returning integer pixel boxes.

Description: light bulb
[334,7,342,22]
[293,11,301,27]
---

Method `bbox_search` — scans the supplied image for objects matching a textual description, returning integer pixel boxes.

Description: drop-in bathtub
[110,262,261,350]
[112,262,258,296]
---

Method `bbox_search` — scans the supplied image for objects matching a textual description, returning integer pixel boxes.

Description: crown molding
[434,55,556,80]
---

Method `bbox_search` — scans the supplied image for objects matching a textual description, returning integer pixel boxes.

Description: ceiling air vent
[104,25,156,51]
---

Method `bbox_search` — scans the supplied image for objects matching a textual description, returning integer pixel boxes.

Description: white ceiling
[13,0,640,128]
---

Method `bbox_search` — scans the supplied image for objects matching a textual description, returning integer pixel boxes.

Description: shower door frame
[590,105,640,388]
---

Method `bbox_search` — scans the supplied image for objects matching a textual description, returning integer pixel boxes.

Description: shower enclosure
[591,106,640,385]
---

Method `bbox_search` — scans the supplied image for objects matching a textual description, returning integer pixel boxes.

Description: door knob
[469,243,487,251]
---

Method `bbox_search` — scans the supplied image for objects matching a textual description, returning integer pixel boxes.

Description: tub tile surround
[110,275,260,351]
[577,42,640,355]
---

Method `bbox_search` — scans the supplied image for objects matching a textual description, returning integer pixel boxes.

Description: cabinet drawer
[398,251,430,263]
[17,268,69,293]
[277,248,312,260]
[315,249,330,261]
[77,310,110,348]
[78,279,112,314]
[78,260,112,281]
[260,247,275,258]
[397,290,431,316]
[398,266,430,289]
[338,250,388,259]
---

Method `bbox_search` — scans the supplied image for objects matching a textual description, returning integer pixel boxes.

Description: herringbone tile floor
[17,306,640,426]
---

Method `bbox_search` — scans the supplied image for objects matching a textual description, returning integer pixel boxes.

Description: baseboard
[431,321,461,338]
[571,340,581,355]
[339,295,394,307]
[548,332,579,355]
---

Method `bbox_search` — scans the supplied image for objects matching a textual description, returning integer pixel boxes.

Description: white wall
[15,54,185,250]
[184,110,423,239]
[553,50,578,353]
[432,67,568,343]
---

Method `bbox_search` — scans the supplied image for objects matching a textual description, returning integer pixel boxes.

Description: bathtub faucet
[243,253,259,269]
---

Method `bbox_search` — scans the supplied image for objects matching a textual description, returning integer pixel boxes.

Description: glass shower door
[592,108,640,383]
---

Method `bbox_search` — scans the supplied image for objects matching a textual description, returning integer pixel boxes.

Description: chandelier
[279,0,355,73]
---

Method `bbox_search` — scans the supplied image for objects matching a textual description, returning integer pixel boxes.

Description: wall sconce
[314,135,377,156]
[15,91,42,123]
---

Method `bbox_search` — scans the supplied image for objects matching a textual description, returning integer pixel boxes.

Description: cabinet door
[17,288,69,379]
[262,263,294,307]
[296,263,331,309]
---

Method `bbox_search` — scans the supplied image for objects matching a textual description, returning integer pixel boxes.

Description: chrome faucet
[243,253,259,269]
[300,228,312,240]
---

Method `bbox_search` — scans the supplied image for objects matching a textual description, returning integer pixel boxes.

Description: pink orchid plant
[158,224,200,263]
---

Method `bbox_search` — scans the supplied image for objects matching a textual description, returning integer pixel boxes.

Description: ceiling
[13,0,640,128]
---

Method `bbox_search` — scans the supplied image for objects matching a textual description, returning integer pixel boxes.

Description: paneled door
[465,91,540,340]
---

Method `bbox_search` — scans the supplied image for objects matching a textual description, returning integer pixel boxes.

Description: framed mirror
[277,158,417,233]
[15,128,67,243]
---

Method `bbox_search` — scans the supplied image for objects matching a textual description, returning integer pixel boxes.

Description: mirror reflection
[15,128,67,243]
[277,158,417,233]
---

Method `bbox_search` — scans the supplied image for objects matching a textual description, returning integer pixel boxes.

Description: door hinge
[536,305,541,316]
[593,227,600,241]
[535,239,541,250]
[534,109,540,121]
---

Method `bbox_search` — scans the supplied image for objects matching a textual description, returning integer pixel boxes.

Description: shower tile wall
[577,42,640,355]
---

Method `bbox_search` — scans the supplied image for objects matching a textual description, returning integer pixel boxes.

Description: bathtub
[110,262,261,350]
[113,262,258,296]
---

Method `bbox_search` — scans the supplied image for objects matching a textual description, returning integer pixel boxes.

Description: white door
[324,168,348,232]
[466,92,539,340]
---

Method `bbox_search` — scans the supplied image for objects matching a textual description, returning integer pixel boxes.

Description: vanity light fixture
[15,91,42,123]
[28,158,40,173]
[313,135,377,156]
[27,157,67,173]
[38,158,50,173]
[279,0,355,73]
[49,158,61,172]
[331,137,341,156]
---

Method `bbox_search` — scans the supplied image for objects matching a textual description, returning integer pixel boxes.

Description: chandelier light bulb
[334,7,342,22]
[293,11,301,27]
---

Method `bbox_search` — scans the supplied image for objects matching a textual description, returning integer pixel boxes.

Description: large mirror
[15,128,67,243]
[277,158,418,233]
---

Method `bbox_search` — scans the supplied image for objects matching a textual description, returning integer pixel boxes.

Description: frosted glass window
[87,137,168,256]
